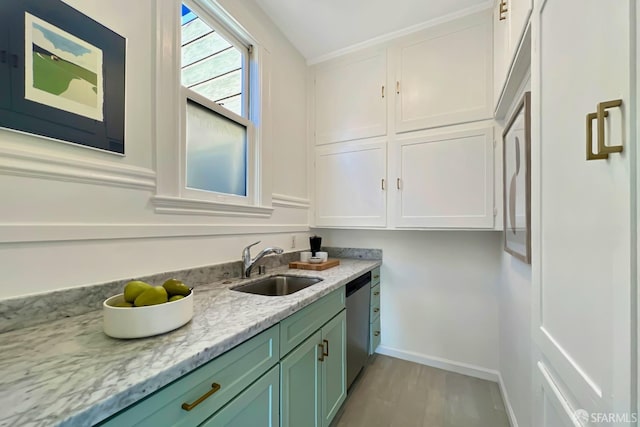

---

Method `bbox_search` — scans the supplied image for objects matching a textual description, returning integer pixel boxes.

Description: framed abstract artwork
[502,91,531,264]
[0,0,125,154]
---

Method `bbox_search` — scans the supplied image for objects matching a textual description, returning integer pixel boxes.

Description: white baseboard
[498,372,520,427]
[376,345,500,382]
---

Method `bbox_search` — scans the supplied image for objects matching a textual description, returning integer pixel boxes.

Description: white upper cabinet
[393,11,493,133]
[313,49,387,145]
[493,0,510,107]
[493,0,533,108]
[314,139,387,227]
[508,0,532,59]
[392,126,494,228]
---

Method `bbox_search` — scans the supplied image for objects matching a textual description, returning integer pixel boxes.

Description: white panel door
[314,139,387,227]
[393,127,494,228]
[533,0,635,425]
[314,49,387,145]
[394,11,493,133]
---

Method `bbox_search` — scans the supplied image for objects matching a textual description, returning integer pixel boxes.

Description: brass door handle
[323,339,329,357]
[318,343,325,361]
[586,99,623,160]
[182,383,221,411]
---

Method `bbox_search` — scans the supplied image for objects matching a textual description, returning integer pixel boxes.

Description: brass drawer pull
[374,291,380,296]
[373,275,380,279]
[182,383,221,411]
[382,85,385,98]
[374,331,380,337]
[373,308,380,313]
[381,178,385,190]
[318,343,325,362]
[323,339,329,357]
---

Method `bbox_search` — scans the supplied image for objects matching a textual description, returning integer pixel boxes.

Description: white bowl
[103,291,194,339]
[309,257,323,264]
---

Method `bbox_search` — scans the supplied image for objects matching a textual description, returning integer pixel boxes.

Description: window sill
[151,195,274,218]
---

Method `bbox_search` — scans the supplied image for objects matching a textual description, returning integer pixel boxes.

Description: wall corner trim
[0,144,156,190]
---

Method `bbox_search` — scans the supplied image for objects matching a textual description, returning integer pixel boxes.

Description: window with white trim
[180,2,255,203]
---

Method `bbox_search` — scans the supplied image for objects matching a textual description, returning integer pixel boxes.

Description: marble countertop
[0,259,380,427]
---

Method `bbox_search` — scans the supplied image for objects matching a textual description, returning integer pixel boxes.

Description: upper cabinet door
[508,0,532,61]
[314,139,387,228]
[393,11,493,134]
[314,49,387,145]
[493,0,510,109]
[393,126,494,228]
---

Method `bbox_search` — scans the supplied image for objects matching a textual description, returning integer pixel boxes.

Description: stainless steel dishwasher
[346,271,371,390]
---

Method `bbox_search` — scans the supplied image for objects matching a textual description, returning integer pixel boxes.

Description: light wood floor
[332,355,511,427]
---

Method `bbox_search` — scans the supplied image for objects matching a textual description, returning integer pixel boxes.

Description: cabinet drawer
[199,365,279,427]
[370,284,380,322]
[371,267,381,286]
[99,326,279,427]
[280,288,345,356]
[370,317,381,355]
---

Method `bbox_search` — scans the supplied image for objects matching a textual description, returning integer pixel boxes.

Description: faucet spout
[242,242,284,278]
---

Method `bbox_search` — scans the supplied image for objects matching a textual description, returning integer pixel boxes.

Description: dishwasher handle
[345,271,371,297]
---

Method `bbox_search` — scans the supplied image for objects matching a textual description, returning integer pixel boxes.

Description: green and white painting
[24,12,104,121]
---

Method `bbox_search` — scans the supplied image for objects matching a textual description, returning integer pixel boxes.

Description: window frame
[179,0,257,206]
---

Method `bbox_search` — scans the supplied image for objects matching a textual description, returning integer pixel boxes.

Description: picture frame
[502,91,531,264]
[0,0,126,154]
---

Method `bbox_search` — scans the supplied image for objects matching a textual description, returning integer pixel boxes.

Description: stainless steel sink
[232,275,322,296]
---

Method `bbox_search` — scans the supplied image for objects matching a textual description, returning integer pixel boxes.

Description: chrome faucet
[242,241,284,278]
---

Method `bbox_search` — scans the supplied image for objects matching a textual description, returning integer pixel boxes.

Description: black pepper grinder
[309,235,322,256]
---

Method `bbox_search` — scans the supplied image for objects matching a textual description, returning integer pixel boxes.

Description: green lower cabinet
[199,365,280,427]
[321,310,347,427]
[280,330,322,427]
[280,310,347,427]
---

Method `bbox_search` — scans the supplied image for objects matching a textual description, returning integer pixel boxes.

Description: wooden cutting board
[288,259,340,271]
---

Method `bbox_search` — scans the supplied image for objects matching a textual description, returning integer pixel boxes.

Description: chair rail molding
[0,144,156,190]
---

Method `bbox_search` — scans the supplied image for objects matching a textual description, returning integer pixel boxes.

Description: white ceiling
[255,0,490,62]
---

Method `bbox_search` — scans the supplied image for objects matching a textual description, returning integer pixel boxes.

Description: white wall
[498,251,532,427]
[0,0,310,299]
[496,76,533,427]
[317,228,502,373]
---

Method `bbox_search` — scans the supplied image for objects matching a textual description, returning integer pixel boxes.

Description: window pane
[186,100,247,196]
[181,4,245,118]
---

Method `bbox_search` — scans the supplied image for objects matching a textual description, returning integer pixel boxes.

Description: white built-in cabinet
[392,127,494,228]
[533,0,636,425]
[493,0,533,108]
[314,49,387,145]
[393,12,493,133]
[311,10,496,230]
[314,140,387,227]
